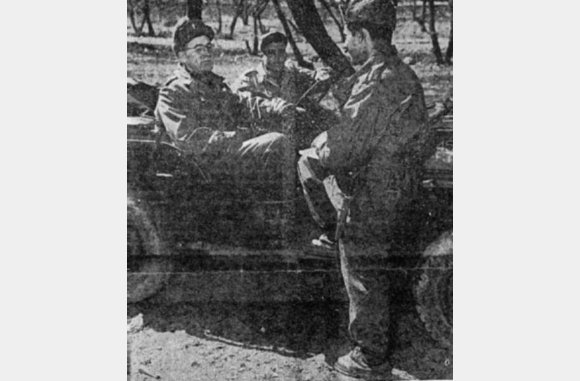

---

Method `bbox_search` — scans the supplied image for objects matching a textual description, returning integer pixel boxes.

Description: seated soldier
[155,18,295,192]
[231,31,338,147]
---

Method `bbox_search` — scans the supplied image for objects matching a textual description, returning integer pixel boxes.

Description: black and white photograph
[126,0,452,379]
[6,1,580,380]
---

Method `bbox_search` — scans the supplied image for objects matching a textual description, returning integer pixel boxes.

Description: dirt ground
[128,299,452,380]
[127,6,452,380]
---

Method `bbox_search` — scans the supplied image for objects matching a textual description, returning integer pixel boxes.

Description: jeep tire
[127,196,171,303]
[415,231,453,348]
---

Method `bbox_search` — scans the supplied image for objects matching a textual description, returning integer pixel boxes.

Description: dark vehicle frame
[126,78,453,347]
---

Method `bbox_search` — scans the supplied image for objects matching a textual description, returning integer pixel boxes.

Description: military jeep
[126,78,453,347]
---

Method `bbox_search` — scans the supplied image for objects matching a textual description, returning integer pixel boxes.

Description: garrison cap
[172,17,215,55]
[345,0,397,30]
[260,31,287,52]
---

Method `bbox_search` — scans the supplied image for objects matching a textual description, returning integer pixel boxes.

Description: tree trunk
[143,0,155,37]
[445,0,453,63]
[252,11,259,54]
[287,18,300,34]
[421,0,428,31]
[271,0,313,70]
[256,0,270,34]
[286,0,354,75]
[128,0,146,36]
[229,0,243,39]
[216,0,223,34]
[427,0,444,64]
[412,0,427,32]
[242,0,250,26]
[186,0,203,20]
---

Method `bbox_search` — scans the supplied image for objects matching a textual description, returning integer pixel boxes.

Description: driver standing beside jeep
[155,18,294,183]
[304,0,429,379]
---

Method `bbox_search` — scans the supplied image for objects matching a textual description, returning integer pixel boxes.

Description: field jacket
[155,65,291,156]
[317,44,429,242]
[232,61,320,105]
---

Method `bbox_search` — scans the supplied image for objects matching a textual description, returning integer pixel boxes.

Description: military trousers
[338,239,395,363]
[338,181,417,364]
[199,131,293,188]
[297,153,346,236]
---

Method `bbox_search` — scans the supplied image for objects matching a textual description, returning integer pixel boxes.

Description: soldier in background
[233,31,328,104]
[232,31,338,147]
[300,0,430,378]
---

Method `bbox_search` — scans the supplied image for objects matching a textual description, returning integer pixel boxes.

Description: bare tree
[229,0,244,38]
[286,0,354,75]
[412,0,428,32]
[445,0,452,63]
[427,0,444,64]
[254,0,271,34]
[271,0,313,69]
[216,0,223,34]
[128,0,156,37]
[244,0,271,54]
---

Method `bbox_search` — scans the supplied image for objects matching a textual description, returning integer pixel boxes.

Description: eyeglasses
[263,48,287,56]
[185,43,214,54]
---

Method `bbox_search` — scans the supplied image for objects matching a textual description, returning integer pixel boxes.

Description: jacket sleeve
[155,83,213,154]
[292,65,318,97]
[318,74,426,172]
[317,77,407,172]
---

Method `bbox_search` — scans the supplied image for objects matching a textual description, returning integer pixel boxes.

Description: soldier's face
[178,36,214,74]
[344,27,368,65]
[263,42,287,74]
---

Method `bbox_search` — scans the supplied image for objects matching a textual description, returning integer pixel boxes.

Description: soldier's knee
[263,132,292,153]
[265,131,289,144]
[297,153,308,169]
[297,154,309,182]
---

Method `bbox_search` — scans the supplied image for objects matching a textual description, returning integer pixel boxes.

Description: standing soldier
[302,0,430,378]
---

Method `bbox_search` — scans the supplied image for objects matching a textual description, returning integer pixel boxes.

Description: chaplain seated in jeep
[155,18,296,189]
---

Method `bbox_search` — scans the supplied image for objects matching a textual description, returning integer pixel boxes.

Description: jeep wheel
[415,231,453,348]
[127,197,171,303]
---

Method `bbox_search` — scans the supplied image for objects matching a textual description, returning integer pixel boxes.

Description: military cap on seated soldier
[172,17,215,55]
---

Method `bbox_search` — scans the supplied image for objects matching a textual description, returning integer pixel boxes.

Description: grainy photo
[127,0,452,380]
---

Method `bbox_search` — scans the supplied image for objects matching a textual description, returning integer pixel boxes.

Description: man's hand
[269,97,294,115]
[311,131,328,150]
[207,130,237,145]
[314,67,332,82]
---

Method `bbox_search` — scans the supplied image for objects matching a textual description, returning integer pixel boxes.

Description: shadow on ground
[128,293,452,379]
[129,300,345,360]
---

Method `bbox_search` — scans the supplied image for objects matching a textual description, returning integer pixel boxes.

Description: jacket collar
[356,43,400,82]
[174,64,226,87]
[367,42,399,67]
[258,62,290,90]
